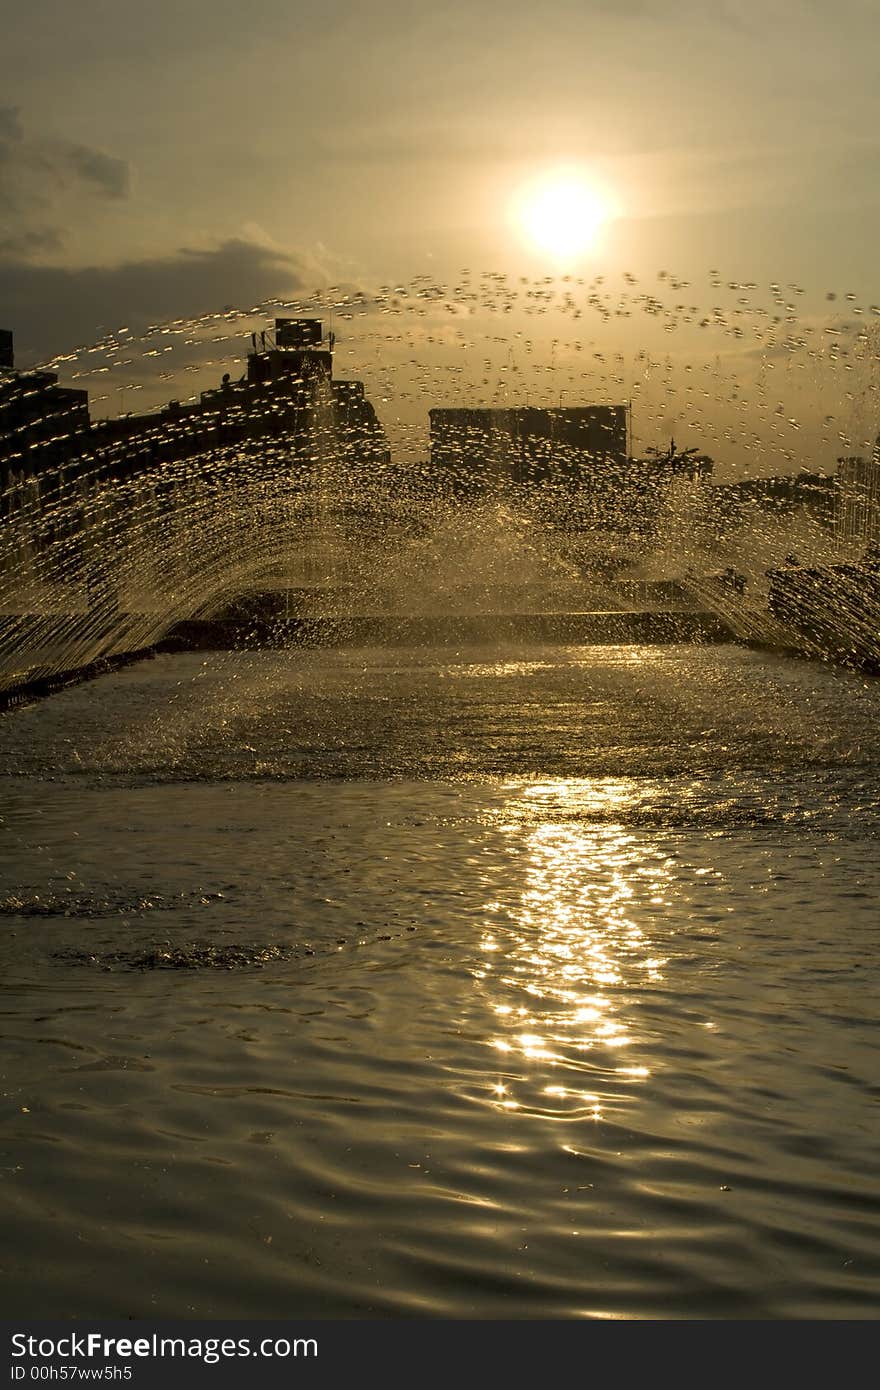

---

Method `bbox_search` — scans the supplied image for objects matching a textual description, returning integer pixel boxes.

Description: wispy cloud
[0,106,131,255]
[0,238,312,358]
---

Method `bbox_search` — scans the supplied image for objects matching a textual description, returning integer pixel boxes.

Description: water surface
[0,642,878,1317]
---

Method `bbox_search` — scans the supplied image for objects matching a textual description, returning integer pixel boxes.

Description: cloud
[54,141,130,199]
[0,106,131,253]
[0,105,23,142]
[0,238,312,359]
[0,227,64,258]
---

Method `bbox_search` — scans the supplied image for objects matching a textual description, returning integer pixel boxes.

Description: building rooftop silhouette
[429,405,628,493]
[0,320,388,491]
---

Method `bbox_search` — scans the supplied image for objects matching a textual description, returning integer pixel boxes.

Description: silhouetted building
[710,471,837,527]
[836,449,880,547]
[244,319,334,387]
[0,334,90,490]
[0,320,388,495]
[429,405,628,494]
[768,561,880,672]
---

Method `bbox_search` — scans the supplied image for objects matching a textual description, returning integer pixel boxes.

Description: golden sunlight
[514,171,618,263]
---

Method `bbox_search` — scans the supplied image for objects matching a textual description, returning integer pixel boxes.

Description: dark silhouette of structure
[0,356,90,492]
[836,446,880,547]
[710,471,837,527]
[0,330,14,373]
[427,410,715,556]
[768,560,880,672]
[0,320,389,496]
[761,446,880,672]
[429,405,628,493]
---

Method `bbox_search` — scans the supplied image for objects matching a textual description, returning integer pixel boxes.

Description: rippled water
[0,642,878,1318]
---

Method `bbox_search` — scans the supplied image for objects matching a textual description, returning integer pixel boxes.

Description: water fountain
[1,298,751,697]
[2,270,880,1321]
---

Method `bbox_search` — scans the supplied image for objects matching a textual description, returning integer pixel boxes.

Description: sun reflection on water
[474,779,673,1123]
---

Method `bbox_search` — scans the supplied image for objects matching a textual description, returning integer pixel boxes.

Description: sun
[514,171,617,264]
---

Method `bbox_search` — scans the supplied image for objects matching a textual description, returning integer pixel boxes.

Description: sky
[2,0,879,473]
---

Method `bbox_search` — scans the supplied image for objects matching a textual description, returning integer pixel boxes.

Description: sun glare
[515,172,617,264]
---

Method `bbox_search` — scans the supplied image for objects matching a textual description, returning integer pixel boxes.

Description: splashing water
[2,270,880,1319]
[2,271,879,690]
